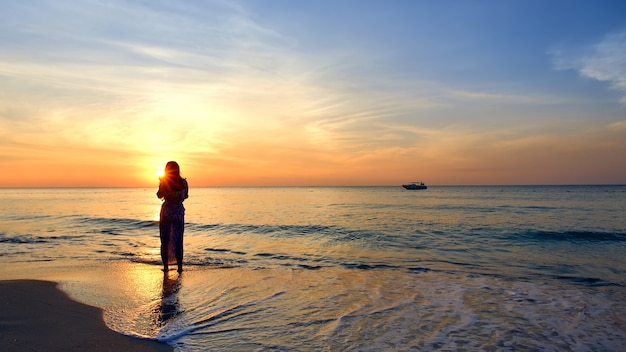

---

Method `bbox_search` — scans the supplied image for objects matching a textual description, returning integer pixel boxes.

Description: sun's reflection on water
[99,262,184,337]
[154,271,182,327]
[120,263,164,301]
[152,207,161,222]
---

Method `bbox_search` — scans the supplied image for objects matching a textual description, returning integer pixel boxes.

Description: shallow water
[1,186,625,350]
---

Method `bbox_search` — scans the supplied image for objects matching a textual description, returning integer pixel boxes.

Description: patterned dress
[157,178,189,266]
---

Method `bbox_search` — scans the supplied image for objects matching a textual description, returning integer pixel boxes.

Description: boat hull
[402,184,427,190]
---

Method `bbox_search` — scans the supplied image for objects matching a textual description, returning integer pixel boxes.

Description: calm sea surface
[1,186,625,351]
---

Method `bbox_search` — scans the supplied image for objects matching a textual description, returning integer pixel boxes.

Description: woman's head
[164,161,181,177]
[159,161,186,193]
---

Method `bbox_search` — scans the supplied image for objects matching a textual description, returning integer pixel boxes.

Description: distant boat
[402,181,427,190]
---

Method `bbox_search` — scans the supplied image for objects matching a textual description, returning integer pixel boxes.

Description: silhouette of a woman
[157,161,189,272]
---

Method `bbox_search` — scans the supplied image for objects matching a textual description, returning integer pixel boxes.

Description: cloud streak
[551,28,626,105]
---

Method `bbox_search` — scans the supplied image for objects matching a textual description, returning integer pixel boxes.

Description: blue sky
[1,0,625,186]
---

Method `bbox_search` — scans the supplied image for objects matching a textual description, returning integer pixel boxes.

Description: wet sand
[0,280,172,352]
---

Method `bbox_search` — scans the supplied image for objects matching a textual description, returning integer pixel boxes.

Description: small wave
[0,233,48,244]
[75,216,158,228]
[295,264,323,270]
[205,247,247,256]
[513,230,626,242]
[554,275,623,287]
[340,263,401,270]
[2,214,51,221]
[407,267,433,273]
[224,223,340,237]
[193,222,377,241]
[253,252,329,268]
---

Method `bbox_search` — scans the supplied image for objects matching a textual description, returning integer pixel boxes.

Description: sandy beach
[0,279,172,352]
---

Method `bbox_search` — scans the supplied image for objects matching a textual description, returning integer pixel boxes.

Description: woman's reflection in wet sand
[154,271,182,327]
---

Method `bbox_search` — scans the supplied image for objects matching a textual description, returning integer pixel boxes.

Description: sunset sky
[1,0,626,187]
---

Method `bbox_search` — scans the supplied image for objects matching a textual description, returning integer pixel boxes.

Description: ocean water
[1,186,625,351]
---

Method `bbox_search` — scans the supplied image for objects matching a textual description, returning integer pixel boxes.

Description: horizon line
[1,183,625,189]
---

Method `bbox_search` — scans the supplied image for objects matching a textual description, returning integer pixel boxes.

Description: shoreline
[0,279,172,352]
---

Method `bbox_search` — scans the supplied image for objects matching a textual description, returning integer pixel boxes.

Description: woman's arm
[157,181,165,199]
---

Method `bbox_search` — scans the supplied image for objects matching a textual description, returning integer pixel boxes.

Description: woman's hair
[165,161,182,178]
[161,161,185,191]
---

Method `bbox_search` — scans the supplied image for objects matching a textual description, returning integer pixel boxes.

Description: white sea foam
[104,266,624,351]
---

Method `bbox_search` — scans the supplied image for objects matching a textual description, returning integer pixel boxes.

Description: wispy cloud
[551,28,626,105]
[0,1,303,147]
[608,120,626,131]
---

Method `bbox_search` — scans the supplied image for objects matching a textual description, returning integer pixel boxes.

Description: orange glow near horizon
[1,129,626,188]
